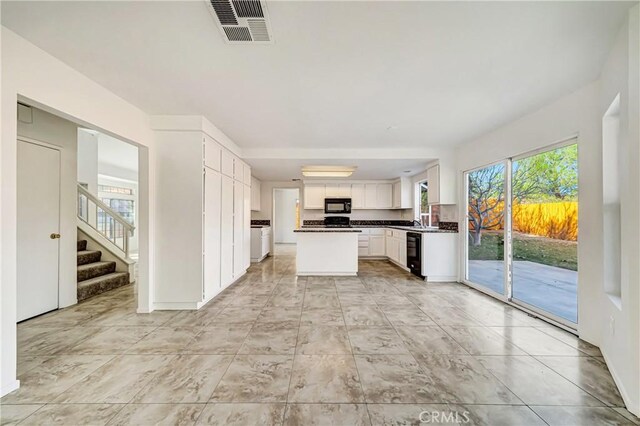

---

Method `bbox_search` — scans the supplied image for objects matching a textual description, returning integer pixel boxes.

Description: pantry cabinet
[153,126,251,309]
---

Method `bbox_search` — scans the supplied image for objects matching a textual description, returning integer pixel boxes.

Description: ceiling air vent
[207,0,273,44]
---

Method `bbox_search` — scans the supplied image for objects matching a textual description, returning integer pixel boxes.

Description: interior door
[204,168,222,299]
[17,140,60,321]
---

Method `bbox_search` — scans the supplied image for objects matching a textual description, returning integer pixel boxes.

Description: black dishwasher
[406,232,423,278]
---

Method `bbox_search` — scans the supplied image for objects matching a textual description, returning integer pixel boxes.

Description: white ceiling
[1,1,634,180]
[249,158,431,181]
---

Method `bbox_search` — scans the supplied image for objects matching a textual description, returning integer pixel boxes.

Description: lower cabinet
[251,227,271,262]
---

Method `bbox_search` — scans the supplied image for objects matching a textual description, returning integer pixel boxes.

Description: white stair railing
[77,184,135,258]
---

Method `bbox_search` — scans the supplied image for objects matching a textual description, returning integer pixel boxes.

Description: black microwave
[324,198,352,214]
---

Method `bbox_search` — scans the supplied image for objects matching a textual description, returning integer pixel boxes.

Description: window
[418,181,439,227]
[98,184,133,195]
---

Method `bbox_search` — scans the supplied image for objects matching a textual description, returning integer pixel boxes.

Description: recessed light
[403,170,412,173]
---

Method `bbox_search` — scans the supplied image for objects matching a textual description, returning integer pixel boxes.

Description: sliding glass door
[464,140,578,326]
[465,162,507,296]
[511,144,578,323]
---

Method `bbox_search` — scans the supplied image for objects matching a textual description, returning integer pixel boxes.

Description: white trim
[1,380,20,397]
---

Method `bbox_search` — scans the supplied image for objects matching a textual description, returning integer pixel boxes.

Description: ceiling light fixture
[301,166,357,178]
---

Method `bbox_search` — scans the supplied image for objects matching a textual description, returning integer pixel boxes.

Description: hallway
[1,250,635,425]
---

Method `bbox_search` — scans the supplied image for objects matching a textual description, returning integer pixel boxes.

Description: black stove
[324,216,351,228]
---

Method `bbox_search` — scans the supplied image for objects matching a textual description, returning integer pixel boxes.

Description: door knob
[50,233,61,239]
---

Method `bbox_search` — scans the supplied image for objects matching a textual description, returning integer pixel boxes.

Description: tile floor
[1,246,639,425]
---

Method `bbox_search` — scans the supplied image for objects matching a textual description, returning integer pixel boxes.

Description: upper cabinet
[203,136,221,171]
[304,183,325,209]
[326,183,351,198]
[304,182,393,210]
[392,177,413,209]
[221,150,234,177]
[426,160,456,205]
[251,176,261,211]
[243,163,252,185]
[351,184,364,209]
[376,183,393,209]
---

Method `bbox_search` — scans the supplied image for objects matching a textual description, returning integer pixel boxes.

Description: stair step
[77,240,87,251]
[77,261,116,282]
[77,272,130,302]
[77,250,102,266]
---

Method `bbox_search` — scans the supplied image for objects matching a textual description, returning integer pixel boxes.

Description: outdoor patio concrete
[468,260,578,323]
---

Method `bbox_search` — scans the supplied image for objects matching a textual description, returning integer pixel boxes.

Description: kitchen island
[294,228,361,276]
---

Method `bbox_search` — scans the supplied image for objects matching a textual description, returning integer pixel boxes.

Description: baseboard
[1,380,20,397]
[251,254,268,263]
[153,301,200,310]
[426,275,458,282]
[601,347,640,417]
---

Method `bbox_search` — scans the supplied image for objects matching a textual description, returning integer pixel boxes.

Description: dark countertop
[294,227,362,233]
[300,225,457,233]
[383,226,458,234]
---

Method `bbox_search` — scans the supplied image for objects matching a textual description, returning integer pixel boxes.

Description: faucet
[412,219,422,228]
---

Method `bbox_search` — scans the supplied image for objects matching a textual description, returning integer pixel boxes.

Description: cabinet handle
[50,233,61,239]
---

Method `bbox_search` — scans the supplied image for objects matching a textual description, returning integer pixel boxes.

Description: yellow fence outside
[469,200,578,241]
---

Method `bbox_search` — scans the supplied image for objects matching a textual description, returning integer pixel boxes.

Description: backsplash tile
[251,219,271,226]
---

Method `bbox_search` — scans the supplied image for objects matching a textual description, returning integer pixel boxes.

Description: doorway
[273,188,300,245]
[17,139,61,321]
[464,140,579,327]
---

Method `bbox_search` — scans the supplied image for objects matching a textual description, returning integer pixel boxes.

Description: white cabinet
[325,184,340,197]
[243,163,252,185]
[376,183,393,209]
[426,165,440,205]
[369,235,386,256]
[302,181,406,210]
[221,150,234,177]
[251,177,261,211]
[204,168,221,299]
[356,228,386,257]
[243,183,251,270]
[153,127,250,309]
[351,184,364,209]
[204,136,221,171]
[251,226,271,262]
[385,229,407,267]
[426,161,457,205]
[304,184,325,209]
[422,232,458,281]
[220,175,234,287]
[233,181,244,279]
[326,183,352,198]
[364,184,377,209]
[392,177,413,209]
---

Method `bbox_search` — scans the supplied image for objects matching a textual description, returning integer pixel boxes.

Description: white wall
[77,129,98,193]
[17,106,79,311]
[1,27,156,397]
[274,188,298,243]
[597,5,639,416]
[454,6,639,414]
